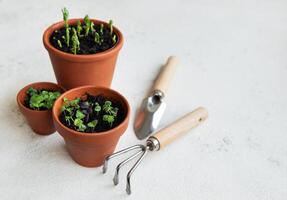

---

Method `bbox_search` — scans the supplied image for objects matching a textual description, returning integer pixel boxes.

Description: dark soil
[50,24,118,55]
[59,94,126,133]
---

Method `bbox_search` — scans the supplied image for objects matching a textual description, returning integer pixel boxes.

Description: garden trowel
[134,56,179,140]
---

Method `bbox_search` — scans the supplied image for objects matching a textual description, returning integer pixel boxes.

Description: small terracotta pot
[17,82,64,135]
[52,86,130,167]
[43,18,124,90]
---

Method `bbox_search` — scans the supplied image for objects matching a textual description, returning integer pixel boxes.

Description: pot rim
[43,18,124,62]
[17,82,65,114]
[52,85,130,137]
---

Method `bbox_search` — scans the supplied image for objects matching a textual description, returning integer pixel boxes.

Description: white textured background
[0,0,286,199]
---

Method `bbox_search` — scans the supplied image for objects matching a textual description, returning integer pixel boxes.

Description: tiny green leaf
[103,114,115,127]
[76,110,85,119]
[87,120,98,128]
[94,102,101,115]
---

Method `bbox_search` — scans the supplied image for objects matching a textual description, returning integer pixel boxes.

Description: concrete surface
[0,0,286,199]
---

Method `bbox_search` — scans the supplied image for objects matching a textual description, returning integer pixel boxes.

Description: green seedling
[109,20,113,35]
[62,7,70,47]
[76,110,85,119]
[87,120,98,128]
[57,40,62,48]
[103,114,115,127]
[74,118,86,132]
[76,20,83,37]
[27,87,37,96]
[71,28,80,54]
[27,88,61,110]
[112,34,117,44]
[100,24,104,35]
[94,102,101,115]
[94,32,102,45]
[84,15,95,36]
[74,110,86,131]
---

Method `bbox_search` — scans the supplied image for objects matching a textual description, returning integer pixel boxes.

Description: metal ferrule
[146,136,160,151]
[151,89,165,100]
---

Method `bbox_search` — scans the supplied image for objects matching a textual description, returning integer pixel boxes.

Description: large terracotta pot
[52,86,130,167]
[43,19,124,90]
[17,82,64,135]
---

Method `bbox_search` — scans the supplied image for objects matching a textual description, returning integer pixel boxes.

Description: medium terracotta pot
[52,86,130,167]
[43,18,124,90]
[17,82,64,135]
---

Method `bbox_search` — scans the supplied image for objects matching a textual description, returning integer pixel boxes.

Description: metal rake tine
[102,144,144,173]
[126,147,149,195]
[113,149,144,185]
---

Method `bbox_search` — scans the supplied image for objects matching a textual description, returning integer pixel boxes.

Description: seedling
[100,24,104,35]
[57,40,62,48]
[76,20,83,37]
[26,87,61,110]
[94,32,101,44]
[109,20,113,35]
[62,7,70,47]
[94,102,101,115]
[112,35,117,44]
[103,114,115,127]
[59,94,122,133]
[71,28,80,54]
[84,15,95,36]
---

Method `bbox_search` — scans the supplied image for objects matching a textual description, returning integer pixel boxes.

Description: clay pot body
[43,19,124,90]
[17,82,64,135]
[52,86,130,167]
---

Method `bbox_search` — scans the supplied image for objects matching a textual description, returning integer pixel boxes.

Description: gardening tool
[134,56,179,140]
[103,107,208,195]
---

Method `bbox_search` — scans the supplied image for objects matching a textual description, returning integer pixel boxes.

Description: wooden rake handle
[152,56,179,95]
[151,107,208,150]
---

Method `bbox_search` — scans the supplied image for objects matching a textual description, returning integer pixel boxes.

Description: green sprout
[109,20,113,35]
[103,100,118,117]
[94,102,101,115]
[76,20,83,37]
[103,101,112,113]
[74,118,86,132]
[62,7,69,28]
[112,34,117,44]
[64,115,73,126]
[76,110,85,119]
[87,120,98,128]
[62,7,70,47]
[103,114,115,127]
[100,24,104,35]
[94,32,102,45]
[73,110,86,131]
[27,88,61,110]
[83,15,95,36]
[27,87,37,96]
[57,40,62,48]
[71,28,80,54]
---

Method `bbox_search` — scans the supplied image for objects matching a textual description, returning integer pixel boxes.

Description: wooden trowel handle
[152,56,179,95]
[151,107,208,150]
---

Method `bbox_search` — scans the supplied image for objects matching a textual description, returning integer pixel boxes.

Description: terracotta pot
[16,82,64,135]
[43,18,124,90]
[52,86,130,167]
